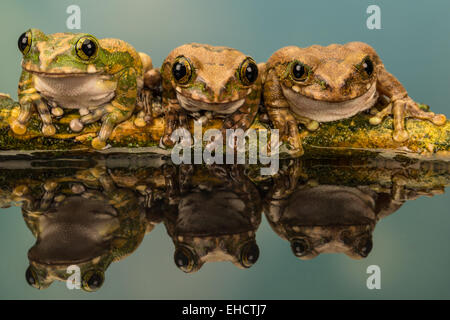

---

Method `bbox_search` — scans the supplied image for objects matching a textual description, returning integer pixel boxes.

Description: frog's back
[99,38,144,75]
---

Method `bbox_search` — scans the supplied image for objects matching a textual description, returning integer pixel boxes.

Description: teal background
[0,0,449,299]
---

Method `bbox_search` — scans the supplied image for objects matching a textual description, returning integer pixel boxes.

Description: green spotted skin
[13,28,152,149]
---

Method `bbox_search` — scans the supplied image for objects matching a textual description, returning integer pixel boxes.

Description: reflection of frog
[11,29,155,149]
[162,164,262,272]
[19,167,148,291]
[160,43,261,146]
[264,43,446,155]
[263,159,431,260]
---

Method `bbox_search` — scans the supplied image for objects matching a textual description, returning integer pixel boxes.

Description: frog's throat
[282,84,378,122]
[176,92,245,115]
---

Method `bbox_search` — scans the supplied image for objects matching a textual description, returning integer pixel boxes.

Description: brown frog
[264,42,446,155]
[160,43,262,147]
[162,164,262,272]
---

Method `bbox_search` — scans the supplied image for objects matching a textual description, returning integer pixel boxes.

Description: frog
[11,28,154,149]
[159,43,262,147]
[263,42,447,155]
[18,166,148,291]
[161,164,262,272]
[262,157,447,259]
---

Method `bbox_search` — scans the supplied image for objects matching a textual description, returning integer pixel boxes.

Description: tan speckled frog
[160,43,261,146]
[264,42,446,155]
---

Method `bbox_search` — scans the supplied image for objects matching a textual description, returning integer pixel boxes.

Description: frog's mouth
[283,84,378,122]
[177,92,245,115]
[25,69,99,78]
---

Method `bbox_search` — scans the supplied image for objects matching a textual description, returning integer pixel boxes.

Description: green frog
[11,28,154,149]
[264,42,446,155]
[160,43,262,146]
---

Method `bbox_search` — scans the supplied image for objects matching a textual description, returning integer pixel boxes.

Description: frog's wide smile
[176,92,245,114]
[24,68,100,78]
[283,83,378,122]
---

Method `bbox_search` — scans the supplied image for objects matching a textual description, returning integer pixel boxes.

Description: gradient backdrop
[0,0,449,299]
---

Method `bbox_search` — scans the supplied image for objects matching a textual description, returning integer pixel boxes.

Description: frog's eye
[290,238,309,257]
[174,246,196,273]
[172,57,192,85]
[291,62,309,82]
[362,57,374,76]
[82,270,104,292]
[239,241,260,268]
[18,31,32,55]
[355,238,373,258]
[75,36,99,61]
[25,266,40,289]
[239,58,258,86]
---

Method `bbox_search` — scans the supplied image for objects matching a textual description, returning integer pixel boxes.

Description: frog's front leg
[11,71,56,136]
[264,69,304,156]
[70,68,138,149]
[369,67,446,142]
[222,100,258,133]
[161,99,189,147]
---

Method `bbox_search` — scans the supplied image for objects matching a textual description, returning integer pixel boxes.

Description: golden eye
[291,61,309,82]
[18,31,32,55]
[172,56,192,84]
[25,266,40,289]
[82,270,104,292]
[75,36,99,61]
[239,58,258,85]
[174,246,196,273]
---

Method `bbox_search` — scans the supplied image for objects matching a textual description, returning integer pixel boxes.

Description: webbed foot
[370,97,446,142]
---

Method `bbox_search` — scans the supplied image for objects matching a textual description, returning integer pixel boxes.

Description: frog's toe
[134,116,147,128]
[42,124,56,136]
[279,141,304,158]
[70,118,84,132]
[369,116,382,125]
[11,120,27,135]
[393,129,409,143]
[51,107,64,117]
[432,114,446,126]
[92,137,107,150]
[305,120,319,131]
[161,135,175,148]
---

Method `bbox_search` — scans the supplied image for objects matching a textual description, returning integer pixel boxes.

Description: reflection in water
[0,154,448,291]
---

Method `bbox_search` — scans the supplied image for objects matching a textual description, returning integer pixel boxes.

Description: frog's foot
[36,99,56,136]
[279,141,304,158]
[370,97,447,143]
[91,114,120,150]
[11,102,33,135]
[296,116,319,132]
[11,120,27,135]
[51,107,64,117]
[70,118,84,132]
[134,111,149,128]
[135,88,154,127]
